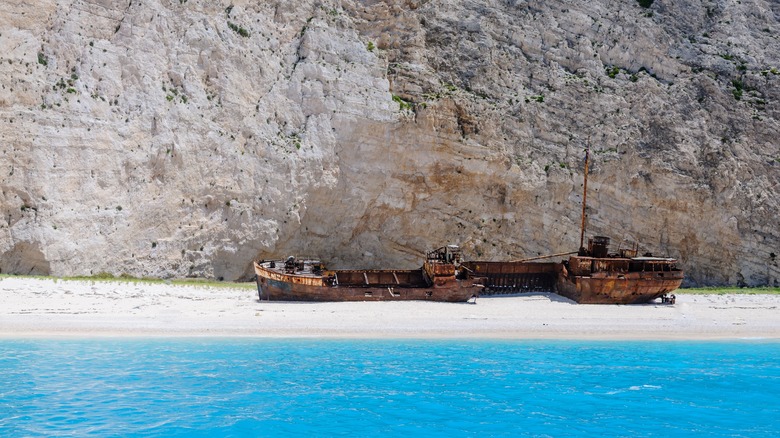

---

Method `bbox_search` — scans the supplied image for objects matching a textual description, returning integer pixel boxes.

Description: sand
[1,277,778,340]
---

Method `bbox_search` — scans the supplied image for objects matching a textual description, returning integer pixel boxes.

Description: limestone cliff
[1,0,778,286]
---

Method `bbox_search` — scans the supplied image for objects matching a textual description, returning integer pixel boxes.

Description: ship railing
[629,258,679,272]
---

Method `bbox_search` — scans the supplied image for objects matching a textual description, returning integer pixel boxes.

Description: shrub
[392,94,413,111]
[637,0,654,7]
[732,79,744,100]
[228,21,249,37]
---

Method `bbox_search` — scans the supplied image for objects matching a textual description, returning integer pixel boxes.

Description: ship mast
[579,143,590,254]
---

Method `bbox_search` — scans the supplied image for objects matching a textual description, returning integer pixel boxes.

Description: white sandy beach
[1,277,778,340]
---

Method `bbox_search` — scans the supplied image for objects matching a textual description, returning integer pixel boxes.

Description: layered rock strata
[1,0,778,286]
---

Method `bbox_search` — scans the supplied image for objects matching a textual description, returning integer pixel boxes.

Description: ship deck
[256,261,429,288]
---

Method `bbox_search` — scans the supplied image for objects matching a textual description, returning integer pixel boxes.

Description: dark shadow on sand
[479,292,575,304]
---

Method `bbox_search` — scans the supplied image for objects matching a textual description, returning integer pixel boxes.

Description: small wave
[628,384,661,391]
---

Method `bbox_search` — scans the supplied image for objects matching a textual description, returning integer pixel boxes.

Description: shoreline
[4,332,779,342]
[2,277,779,341]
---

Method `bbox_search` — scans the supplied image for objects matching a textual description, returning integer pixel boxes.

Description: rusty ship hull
[555,272,684,304]
[556,253,684,304]
[254,246,484,303]
[254,266,480,302]
[460,242,683,304]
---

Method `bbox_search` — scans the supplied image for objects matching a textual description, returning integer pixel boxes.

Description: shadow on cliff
[1,242,51,276]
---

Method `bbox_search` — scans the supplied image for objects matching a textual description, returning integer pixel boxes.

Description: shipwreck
[254,245,484,302]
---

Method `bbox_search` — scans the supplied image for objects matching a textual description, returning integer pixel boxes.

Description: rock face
[0,0,778,286]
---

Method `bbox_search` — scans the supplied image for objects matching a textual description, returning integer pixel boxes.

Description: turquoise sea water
[1,339,778,437]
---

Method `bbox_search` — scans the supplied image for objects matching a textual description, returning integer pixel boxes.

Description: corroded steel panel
[425,262,456,277]
[556,269,684,304]
[568,257,593,276]
[461,261,558,274]
[592,259,629,273]
[460,261,559,294]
